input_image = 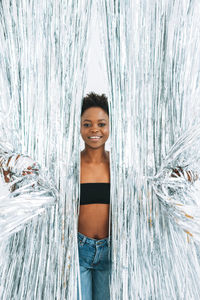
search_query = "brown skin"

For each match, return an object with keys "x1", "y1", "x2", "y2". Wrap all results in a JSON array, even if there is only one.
[
  {"x1": 78, "y1": 107, "x2": 110, "y2": 239},
  {"x1": 171, "y1": 167, "x2": 194, "y2": 182},
  {"x1": 1, "y1": 154, "x2": 35, "y2": 183}
]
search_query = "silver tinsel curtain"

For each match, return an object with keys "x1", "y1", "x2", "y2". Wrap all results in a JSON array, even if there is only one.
[
  {"x1": 98, "y1": 0, "x2": 200, "y2": 299},
  {"x1": 0, "y1": 0, "x2": 92, "y2": 299},
  {"x1": 1, "y1": 0, "x2": 200, "y2": 299}
]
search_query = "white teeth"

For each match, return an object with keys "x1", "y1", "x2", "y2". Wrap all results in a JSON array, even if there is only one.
[{"x1": 88, "y1": 136, "x2": 102, "y2": 139}]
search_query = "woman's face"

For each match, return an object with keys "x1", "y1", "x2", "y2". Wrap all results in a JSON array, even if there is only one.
[{"x1": 81, "y1": 107, "x2": 109, "y2": 149}]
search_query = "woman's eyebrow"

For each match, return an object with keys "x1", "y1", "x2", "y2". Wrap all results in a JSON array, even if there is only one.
[
  {"x1": 83, "y1": 119, "x2": 92, "y2": 122},
  {"x1": 83, "y1": 119, "x2": 107, "y2": 122}
]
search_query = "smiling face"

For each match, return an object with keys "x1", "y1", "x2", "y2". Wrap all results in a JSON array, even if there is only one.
[{"x1": 81, "y1": 107, "x2": 109, "y2": 149}]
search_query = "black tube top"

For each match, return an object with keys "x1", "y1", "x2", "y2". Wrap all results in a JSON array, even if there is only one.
[{"x1": 80, "y1": 183, "x2": 110, "y2": 205}]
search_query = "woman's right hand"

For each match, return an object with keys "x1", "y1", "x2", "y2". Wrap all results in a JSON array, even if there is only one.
[
  {"x1": 171, "y1": 166, "x2": 198, "y2": 182},
  {"x1": 1, "y1": 154, "x2": 39, "y2": 183}
]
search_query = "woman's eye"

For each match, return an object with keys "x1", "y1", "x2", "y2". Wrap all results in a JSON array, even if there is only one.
[
  {"x1": 99, "y1": 123, "x2": 106, "y2": 127},
  {"x1": 83, "y1": 123, "x2": 91, "y2": 127}
]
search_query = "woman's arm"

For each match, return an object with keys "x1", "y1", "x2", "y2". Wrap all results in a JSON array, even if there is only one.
[
  {"x1": 152, "y1": 166, "x2": 200, "y2": 242},
  {"x1": 0, "y1": 150, "x2": 56, "y2": 241}
]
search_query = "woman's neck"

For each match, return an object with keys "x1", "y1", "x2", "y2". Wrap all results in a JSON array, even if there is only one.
[{"x1": 81, "y1": 146, "x2": 108, "y2": 164}]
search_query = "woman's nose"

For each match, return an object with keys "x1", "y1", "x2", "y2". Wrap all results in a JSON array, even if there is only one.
[{"x1": 91, "y1": 127, "x2": 99, "y2": 133}]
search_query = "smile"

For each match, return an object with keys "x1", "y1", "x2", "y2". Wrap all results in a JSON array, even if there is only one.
[{"x1": 88, "y1": 136, "x2": 103, "y2": 140}]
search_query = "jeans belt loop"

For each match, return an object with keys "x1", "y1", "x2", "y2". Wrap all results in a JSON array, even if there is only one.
[{"x1": 81, "y1": 236, "x2": 87, "y2": 245}]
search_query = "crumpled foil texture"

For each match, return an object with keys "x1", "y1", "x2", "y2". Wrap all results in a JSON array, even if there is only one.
[{"x1": 0, "y1": 141, "x2": 56, "y2": 241}]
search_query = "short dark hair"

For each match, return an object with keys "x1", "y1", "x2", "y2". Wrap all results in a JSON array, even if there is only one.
[{"x1": 81, "y1": 92, "x2": 109, "y2": 116}]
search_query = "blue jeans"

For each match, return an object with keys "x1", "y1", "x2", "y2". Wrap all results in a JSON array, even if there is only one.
[{"x1": 77, "y1": 232, "x2": 111, "y2": 300}]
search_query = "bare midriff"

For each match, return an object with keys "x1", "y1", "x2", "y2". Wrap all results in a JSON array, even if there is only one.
[{"x1": 78, "y1": 203, "x2": 110, "y2": 239}]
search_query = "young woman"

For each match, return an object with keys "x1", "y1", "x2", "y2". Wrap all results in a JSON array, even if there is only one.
[{"x1": 77, "y1": 92, "x2": 111, "y2": 300}]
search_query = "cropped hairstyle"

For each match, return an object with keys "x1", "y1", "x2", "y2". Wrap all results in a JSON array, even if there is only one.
[{"x1": 81, "y1": 92, "x2": 109, "y2": 116}]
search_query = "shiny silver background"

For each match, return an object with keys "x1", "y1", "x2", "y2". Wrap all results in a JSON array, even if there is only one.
[
  {"x1": 1, "y1": 0, "x2": 200, "y2": 299},
  {"x1": 98, "y1": 0, "x2": 200, "y2": 299},
  {"x1": 0, "y1": 0, "x2": 92, "y2": 299}
]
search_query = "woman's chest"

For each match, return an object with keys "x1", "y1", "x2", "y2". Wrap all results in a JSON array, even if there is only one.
[{"x1": 81, "y1": 162, "x2": 110, "y2": 183}]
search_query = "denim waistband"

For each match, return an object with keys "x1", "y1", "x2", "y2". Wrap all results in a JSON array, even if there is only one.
[{"x1": 78, "y1": 232, "x2": 111, "y2": 247}]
